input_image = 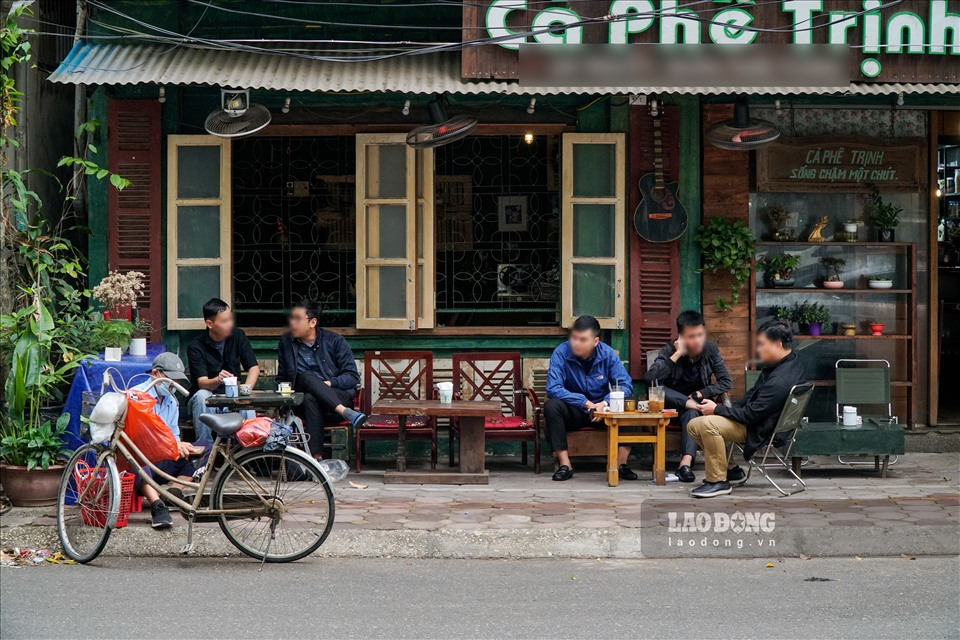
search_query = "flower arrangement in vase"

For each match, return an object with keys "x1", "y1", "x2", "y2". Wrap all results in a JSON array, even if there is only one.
[
  {"x1": 819, "y1": 256, "x2": 846, "y2": 289},
  {"x1": 92, "y1": 270, "x2": 145, "y2": 320}
]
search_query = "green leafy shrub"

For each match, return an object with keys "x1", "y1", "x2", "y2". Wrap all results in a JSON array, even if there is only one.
[{"x1": 697, "y1": 217, "x2": 757, "y2": 310}]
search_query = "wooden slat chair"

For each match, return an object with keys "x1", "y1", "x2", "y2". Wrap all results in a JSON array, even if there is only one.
[
  {"x1": 727, "y1": 381, "x2": 816, "y2": 496},
  {"x1": 449, "y1": 352, "x2": 541, "y2": 474},
  {"x1": 355, "y1": 351, "x2": 437, "y2": 473},
  {"x1": 835, "y1": 359, "x2": 899, "y2": 467}
]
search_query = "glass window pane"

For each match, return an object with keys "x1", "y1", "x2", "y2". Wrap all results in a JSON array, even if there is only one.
[
  {"x1": 572, "y1": 143, "x2": 615, "y2": 198},
  {"x1": 573, "y1": 264, "x2": 615, "y2": 318},
  {"x1": 177, "y1": 206, "x2": 220, "y2": 258},
  {"x1": 573, "y1": 204, "x2": 616, "y2": 258},
  {"x1": 365, "y1": 145, "x2": 406, "y2": 199},
  {"x1": 366, "y1": 205, "x2": 407, "y2": 259},
  {"x1": 177, "y1": 266, "x2": 220, "y2": 318},
  {"x1": 366, "y1": 266, "x2": 407, "y2": 319},
  {"x1": 177, "y1": 146, "x2": 221, "y2": 199}
]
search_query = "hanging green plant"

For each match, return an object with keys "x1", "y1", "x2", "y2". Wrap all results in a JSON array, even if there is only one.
[{"x1": 697, "y1": 217, "x2": 757, "y2": 310}]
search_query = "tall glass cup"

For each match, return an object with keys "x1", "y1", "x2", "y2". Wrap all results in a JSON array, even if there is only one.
[{"x1": 648, "y1": 386, "x2": 665, "y2": 413}]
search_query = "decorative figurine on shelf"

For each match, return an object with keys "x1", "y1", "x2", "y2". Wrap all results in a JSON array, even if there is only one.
[{"x1": 807, "y1": 216, "x2": 829, "y2": 243}]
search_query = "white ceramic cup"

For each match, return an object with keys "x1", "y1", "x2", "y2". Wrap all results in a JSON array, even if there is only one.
[
  {"x1": 437, "y1": 382, "x2": 454, "y2": 404},
  {"x1": 223, "y1": 376, "x2": 238, "y2": 398},
  {"x1": 842, "y1": 405, "x2": 858, "y2": 427},
  {"x1": 608, "y1": 391, "x2": 625, "y2": 413},
  {"x1": 278, "y1": 381, "x2": 292, "y2": 395}
]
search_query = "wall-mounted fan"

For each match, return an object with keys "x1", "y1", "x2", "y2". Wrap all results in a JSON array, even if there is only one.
[
  {"x1": 204, "y1": 88, "x2": 272, "y2": 138},
  {"x1": 706, "y1": 94, "x2": 780, "y2": 151},
  {"x1": 406, "y1": 94, "x2": 478, "y2": 149}
]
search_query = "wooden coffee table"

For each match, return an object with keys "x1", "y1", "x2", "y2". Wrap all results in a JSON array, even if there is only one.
[
  {"x1": 594, "y1": 411, "x2": 671, "y2": 487},
  {"x1": 374, "y1": 398, "x2": 503, "y2": 485}
]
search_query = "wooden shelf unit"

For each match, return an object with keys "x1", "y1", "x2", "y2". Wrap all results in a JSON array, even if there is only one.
[{"x1": 750, "y1": 242, "x2": 917, "y2": 425}]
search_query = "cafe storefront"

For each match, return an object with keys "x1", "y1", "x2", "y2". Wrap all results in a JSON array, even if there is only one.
[{"x1": 50, "y1": 0, "x2": 960, "y2": 437}]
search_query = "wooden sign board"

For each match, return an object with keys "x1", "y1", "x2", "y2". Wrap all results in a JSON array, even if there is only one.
[{"x1": 756, "y1": 138, "x2": 925, "y2": 193}]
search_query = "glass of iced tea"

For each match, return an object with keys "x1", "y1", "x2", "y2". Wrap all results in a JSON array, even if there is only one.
[{"x1": 648, "y1": 386, "x2": 665, "y2": 413}]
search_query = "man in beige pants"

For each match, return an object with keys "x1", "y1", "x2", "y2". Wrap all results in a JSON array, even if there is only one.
[{"x1": 686, "y1": 320, "x2": 805, "y2": 498}]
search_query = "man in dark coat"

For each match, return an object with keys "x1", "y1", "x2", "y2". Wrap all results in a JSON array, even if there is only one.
[
  {"x1": 645, "y1": 310, "x2": 732, "y2": 483},
  {"x1": 276, "y1": 299, "x2": 365, "y2": 459},
  {"x1": 686, "y1": 319, "x2": 805, "y2": 498}
]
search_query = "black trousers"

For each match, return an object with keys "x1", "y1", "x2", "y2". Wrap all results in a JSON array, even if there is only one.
[
  {"x1": 296, "y1": 372, "x2": 355, "y2": 456},
  {"x1": 544, "y1": 398, "x2": 596, "y2": 452},
  {"x1": 662, "y1": 386, "x2": 702, "y2": 458}
]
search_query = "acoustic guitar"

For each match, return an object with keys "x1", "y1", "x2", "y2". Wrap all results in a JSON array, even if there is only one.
[{"x1": 633, "y1": 108, "x2": 688, "y2": 243}]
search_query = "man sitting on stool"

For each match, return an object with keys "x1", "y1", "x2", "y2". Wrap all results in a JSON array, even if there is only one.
[
  {"x1": 686, "y1": 319, "x2": 805, "y2": 498},
  {"x1": 276, "y1": 299, "x2": 365, "y2": 460},
  {"x1": 645, "y1": 310, "x2": 732, "y2": 483},
  {"x1": 546, "y1": 315, "x2": 635, "y2": 482}
]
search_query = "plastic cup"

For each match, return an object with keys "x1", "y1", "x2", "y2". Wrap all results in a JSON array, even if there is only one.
[
  {"x1": 224, "y1": 377, "x2": 238, "y2": 398},
  {"x1": 437, "y1": 382, "x2": 454, "y2": 404},
  {"x1": 608, "y1": 391, "x2": 625, "y2": 413}
]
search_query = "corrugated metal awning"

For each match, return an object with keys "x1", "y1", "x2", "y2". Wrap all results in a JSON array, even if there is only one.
[{"x1": 49, "y1": 41, "x2": 958, "y2": 96}]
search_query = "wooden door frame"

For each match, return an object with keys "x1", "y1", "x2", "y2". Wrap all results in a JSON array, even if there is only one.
[{"x1": 929, "y1": 111, "x2": 940, "y2": 426}]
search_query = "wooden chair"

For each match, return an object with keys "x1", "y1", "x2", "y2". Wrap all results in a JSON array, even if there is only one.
[
  {"x1": 355, "y1": 351, "x2": 437, "y2": 473},
  {"x1": 449, "y1": 352, "x2": 541, "y2": 474}
]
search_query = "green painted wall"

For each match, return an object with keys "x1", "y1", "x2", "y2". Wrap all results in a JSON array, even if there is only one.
[{"x1": 676, "y1": 96, "x2": 703, "y2": 312}]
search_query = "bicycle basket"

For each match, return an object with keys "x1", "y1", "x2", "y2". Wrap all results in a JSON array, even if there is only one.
[{"x1": 73, "y1": 460, "x2": 136, "y2": 529}]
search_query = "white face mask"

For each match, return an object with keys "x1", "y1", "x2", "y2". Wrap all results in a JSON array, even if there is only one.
[{"x1": 157, "y1": 381, "x2": 174, "y2": 398}]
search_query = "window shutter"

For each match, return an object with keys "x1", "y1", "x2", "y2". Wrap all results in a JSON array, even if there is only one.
[
  {"x1": 107, "y1": 100, "x2": 161, "y2": 340},
  {"x1": 629, "y1": 105, "x2": 681, "y2": 377}
]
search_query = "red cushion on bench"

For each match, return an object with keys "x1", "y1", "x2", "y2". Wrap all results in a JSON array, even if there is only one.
[
  {"x1": 484, "y1": 416, "x2": 528, "y2": 430},
  {"x1": 364, "y1": 414, "x2": 430, "y2": 429}
]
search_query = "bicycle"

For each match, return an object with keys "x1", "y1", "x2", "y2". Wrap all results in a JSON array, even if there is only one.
[{"x1": 56, "y1": 376, "x2": 336, "y2": 564}]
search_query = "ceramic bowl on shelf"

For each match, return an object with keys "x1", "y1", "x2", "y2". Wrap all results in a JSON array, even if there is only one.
[
  {"x1": 869, "y1": 322, "x2": 885, "y2": 336},
  {"x1": 822, "y1": 280, "x2": 845, "y2": 289},
  {"x1": 868, "y1": 279, "x2": 894, "y2": 289}
]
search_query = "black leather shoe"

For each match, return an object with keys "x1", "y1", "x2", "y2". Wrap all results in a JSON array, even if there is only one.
[
  {"x1": 676, "y1": 465, "x2": 696, "y2": 483},
  {"x1": 618, "y1": 464, "x2": 639, "y2": 481},
  {"x1": 691, "y1": 481, "x2": 732, "y2": 498},
  {"x1": 552, "y1": 465, "x2": 574, "y2": 481},
  {"x1": 727, "y1": 465, "x2": 747, "y2": 486}
]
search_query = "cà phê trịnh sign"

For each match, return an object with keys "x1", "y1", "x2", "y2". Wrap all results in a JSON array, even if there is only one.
[
  {"x1": 464, "y1": 0, "x2": 960, "y2": 83},
  {"x1": 756, "y1": 138, "x2": 924, "y2": 192}
]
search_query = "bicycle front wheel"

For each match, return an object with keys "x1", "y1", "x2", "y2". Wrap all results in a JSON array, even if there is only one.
[
  {"x1": 212, "y1": 447, "x2": 335, "y2": 563},
  {"x1": 57, "y1": 443, "x2": 120, "y2": 563}
]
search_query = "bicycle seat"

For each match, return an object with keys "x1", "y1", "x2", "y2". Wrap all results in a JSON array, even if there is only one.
[{"x1": 199, "y1": 412, "x2": 244, "y2": 436}]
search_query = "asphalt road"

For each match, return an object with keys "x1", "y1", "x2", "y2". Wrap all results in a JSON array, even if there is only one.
[{"x1": 2, "y1": 557, "x2": 958, "y2": 639}]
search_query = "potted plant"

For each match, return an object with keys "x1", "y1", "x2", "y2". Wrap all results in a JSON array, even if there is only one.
[
  {"x1": 867, "y1": 183, "x2": 903, "y2": 242},
  {"x1": 869, "y1": 321, "x2": 886, "y2": 336},
  {"x1": 0, "y1": 415, "x2": 71, "y2": 506},
  {"x1": 697, "y1": 217, "x2": 756, "y2": 310},
  {"x1": 759, "y1": 253, "x2": 801, "y2": 288},
  {"x1": 92, "y1": 270, "x2": 145, "y2": 321},
  {"x1": 767, "y1": 204, "x2": 794, "y2": 242},
  {"x1": 129, "y1": 318, "x2": 153, "y2": 357},
  {"x1": 868, "y1": 276, "x2": 894, "y2": 290},
  {"x1": 794, "y1": 301, "x2": 831, "y2": 336},
  {"x1": 819, "y1": 256, "x2": 846, "y2": 289}
]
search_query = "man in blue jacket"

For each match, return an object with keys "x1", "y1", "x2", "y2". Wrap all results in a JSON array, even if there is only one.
[
  {"x1": 545, "y1": 315, "x2": 635, "y2": 481},
  {"x1": 276, "y1": 299, "x2": 365, "y2": 459}
]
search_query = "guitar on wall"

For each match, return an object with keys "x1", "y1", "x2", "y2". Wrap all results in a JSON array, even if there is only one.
[{"x1": 633, "y1": 105, "x2": 688, "y2": 243}]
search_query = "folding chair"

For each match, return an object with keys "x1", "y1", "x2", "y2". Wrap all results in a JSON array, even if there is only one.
[
  {"x1": 835, "y1": 359, "x2": 899, "y2": 467},
  {"x1": 728, "y1": 381, "x2": 815, "y2": 496}
]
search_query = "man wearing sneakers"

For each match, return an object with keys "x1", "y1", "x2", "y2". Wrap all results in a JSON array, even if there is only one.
[
  {"x1": 276, "y1": 299, "x2": 365, "y2": 460},
  {"x1": 545, "y1": 315, "x2": 636, "y2": 482},
  {"x1": 686, "y1": 319, "x2": 805, "y2": 498},
  {"x1": 133, "y1": 353, "x2": 211, "y2": 529}
]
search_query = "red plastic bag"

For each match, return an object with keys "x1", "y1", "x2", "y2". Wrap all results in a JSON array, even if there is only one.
[
  {"x1": 121, "y1": 389, "x2": 179, "y2": 469},
  {"x1": 236, "y1": 416, "x2": 272, "y2": 448}
]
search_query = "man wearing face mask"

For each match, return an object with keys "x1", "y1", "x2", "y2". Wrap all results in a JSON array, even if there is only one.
[{"x1": 132, "y1": 353, "x2": 211, "y2": 529}]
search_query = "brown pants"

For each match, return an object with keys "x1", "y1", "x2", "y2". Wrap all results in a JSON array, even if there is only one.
[{"x1": 687, "y1": 415, "x2": 747, "y2": 483}]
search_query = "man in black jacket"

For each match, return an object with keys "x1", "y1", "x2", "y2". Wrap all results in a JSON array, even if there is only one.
[
  {"x1": 645, "y1": 310, "x2": 732, "y2": 483},
  {"x1": 686, "y1": 319, "x2": 805, "y2": 498},
  {"x1": 277, "y1": 299, "x2": 365, "y2": 459}
]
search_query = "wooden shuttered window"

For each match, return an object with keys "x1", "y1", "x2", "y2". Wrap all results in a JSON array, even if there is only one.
[
  {"x1": 107, "y1": 100, "x2": 162, "y2": 340},
  {"x1": 629, "y1": 106, "x2": 682, "y2": 377}
]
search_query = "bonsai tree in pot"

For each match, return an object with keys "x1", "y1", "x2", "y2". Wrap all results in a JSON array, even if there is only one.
[
  {"x1": 819, "y1": 256, "x2": 846, "y2": 289},
  {"x1": 867, "y1": 183, "x2": 902, "y2": 242},
  {"x1": 794, "y1": 301, "x2": 831, "y2": 336},
  {"x1": 766, "y1": 204, "x2": 794, "y2": 241},
  {"x1": 758, "y1": 253, "x2": 801, "y2": 288},
  {"x1": 129, "y1": 318, "x2": 153, "y2": 357}
]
